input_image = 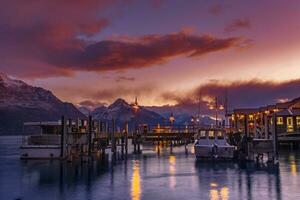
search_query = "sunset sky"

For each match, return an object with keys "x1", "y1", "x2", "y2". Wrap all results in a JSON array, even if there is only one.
[{"x1": 1, "y1": 0, "x2": 300, "y2": 110}]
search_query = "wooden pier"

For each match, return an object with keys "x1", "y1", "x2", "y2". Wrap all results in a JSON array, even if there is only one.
[{"x1": 20, "y1": 114, "x2": 287, "y2": 165}]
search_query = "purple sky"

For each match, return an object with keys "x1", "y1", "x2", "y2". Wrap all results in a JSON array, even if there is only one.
[{"x1": 1, "y1": 0, "x2": 300, "y2": 109}]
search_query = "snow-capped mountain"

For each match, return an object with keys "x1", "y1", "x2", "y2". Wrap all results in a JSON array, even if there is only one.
[
  {"x1": 0, "y1": 73, "x2": 86, "y2": 134},
  {"x1": 91, "y1": 98, "x2": 164, "y2": 130}
]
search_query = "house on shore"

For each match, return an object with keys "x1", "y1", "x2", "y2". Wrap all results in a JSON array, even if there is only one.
[{"x1": 229, "y1": 97, "x2": 300, "y2": 138}]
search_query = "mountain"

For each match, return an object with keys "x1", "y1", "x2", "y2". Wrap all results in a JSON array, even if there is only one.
[
  {"x1": 91, "y1": 98, "x2": 164, "y2": 130},
  {"x1": 78, "y1": 106, "x2": 91, "y2": 116},
  {"x1": 0, "y1": 73, "x2": 86, "y2": 134}
]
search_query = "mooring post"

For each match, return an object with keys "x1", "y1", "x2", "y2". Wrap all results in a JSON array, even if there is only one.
[
  {"x1": 185, "y1": 138, "x2": 188, "y2": 155},
  {"x1": 133, "y1": 127, "x2": 137, "y2": 154},
  {"x1": 244, "y1": 115, "x2": 250, "y2": 160},
  {"x1": 273, "y1": 113, "x2": 279, "y2": 163},
  {"x1": 60, "y1": 115, "x2": 65, "y2": 159},
  {"x1": 125, "y1": 122, "x2": 128, "y2": 155},
  {"x1": 88, "y1": 115, "x2": 92, "y2": 160},
  {"x1": 112, "y1": 119, "x2": 116, "y2": 154},
  {"x1": 137, "y1": 131, "x2": 141, "y2": 154}
]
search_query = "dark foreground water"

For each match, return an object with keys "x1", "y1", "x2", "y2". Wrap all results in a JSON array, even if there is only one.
[{"x1": 1, "y1": 136, "x2": 300, "y2": 200}]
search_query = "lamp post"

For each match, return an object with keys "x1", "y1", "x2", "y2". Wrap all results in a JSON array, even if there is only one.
[{"x1": 169, "y1": 112, "x2": 175, "y2": 132}]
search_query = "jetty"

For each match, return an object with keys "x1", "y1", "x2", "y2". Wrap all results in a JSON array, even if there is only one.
[{"x1": 20, "y1": 113, "x2": 284, "y2": 164}]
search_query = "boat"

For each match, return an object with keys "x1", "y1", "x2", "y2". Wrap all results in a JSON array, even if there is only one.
[
  {"x1": 20, "y1": 120, "x2": 89, "y2": 159},
  {"x1": 194, "y1": 129, "x2": 235, "y2": 160},
  {"x1": 20, "y1": 121, "x2": 62, "y2": 159}
]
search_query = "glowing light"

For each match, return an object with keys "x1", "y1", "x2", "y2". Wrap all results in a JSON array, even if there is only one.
[
  {"x1": 131, "y1": 160, "x2": 141, "y2": 200},
  {"x1": 210, "y1": 183, "x2": 218, "y2": 187},
  {"x1": 169, "y1": 155, "x2": 176, "y2": 188},
  {"x1": 220, "y1": 187, "x2": 229, "y2": 200},
  {"x1": 219, "y1": 105, "x2": 224, "y2": 110},
  {"x1": 210, "y1": 189, "x2": 219, "y2": 200}
]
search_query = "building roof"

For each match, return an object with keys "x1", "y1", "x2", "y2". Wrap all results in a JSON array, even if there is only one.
[{"x1": 233, "y1": 108, "x2": 259, "y2": 115}]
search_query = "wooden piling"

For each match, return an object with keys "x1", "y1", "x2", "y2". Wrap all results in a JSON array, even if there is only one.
[
  {"x1": 273, "y1": 113, "x2": 279, "y2": 163},
  {"x1": 125, "y1": 122, "x2": 128, "y2": 155},
  {"x1": 112, "y1": 119, "x2": 116, "y2": 154},
  {"x1": 88, "y1": 115, "x2": 92, "y2": 158},
  {"x1": 60, "y1": 115, "x2": 65, "y2": 158}
]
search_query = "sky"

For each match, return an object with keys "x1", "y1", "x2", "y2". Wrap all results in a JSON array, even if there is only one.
[{"x1": 1, "y1": 0, "x2": 300, "y2": 110}]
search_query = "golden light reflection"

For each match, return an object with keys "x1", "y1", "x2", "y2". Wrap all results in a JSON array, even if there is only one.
[
  {"x1": 169, "y1": 155, "x2": 176, "y2": 189},
  {"x1": 209, "y1": 183, "x2": 229, "y2": 200},
  {"x1": 131, "y1": 160, "x2": 141, "y2": 200},
  {"x1": 289, "y1": 155, "x2": 297, "y2": 176},
  {"x1": 220, "y1": 187, "x2": 229, "y2": 200},
  {"x1": 210, "y1": 189, "x2": 219, "y2": 200}
]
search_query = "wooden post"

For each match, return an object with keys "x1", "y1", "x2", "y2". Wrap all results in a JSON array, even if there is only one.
[
  {"x1": 60, "y1": 115, "x2": 65, "y2": 158},
  {"x1": 125, "y1": 122, "x2": 128, "y2": 155},
  {"x1": 185, "y1": 138, "x2": 188, "y2": 154},
  {"x1": 244, "y1": 115, "x2": 250, "y2": 160},
  {"x1": 264, "y1": 113, "x2": 269, "y2": 139},
  {"x1": 273, "y1": 113, "x2": 279, "y2": 163},
  {"x1": 88, "y1": 115, "x2": 92, "y2": 158},
  {"x1": 112, "y1": 119, "x2": 116, "y2": 153}
]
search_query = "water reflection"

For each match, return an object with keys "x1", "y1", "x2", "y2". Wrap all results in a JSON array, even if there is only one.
[
  {"x1": 209, "y1": 182, "x2": 229, "y2": 200},
  {"x1": 169, "y1": 155, "x2": 176, "y2": 189},
  {"x1": 131, "y1": 160, "x2": 141, "y2": 200},
  {"x1": 289, "y1": 155, "x2": 297, "y2": 176},
  {"x1": 220, "y1": 187, "x2": 229, "y2": 200},
  {"x1": 1, "y1": 137, "x2": 300, "y2": 200}
]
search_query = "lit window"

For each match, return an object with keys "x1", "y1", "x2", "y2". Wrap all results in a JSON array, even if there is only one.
[
  {"x1": 208, "y1": 131, "x2": 214, "y2": 138},
  {"x1": 287, "y1": 117, "x2": 294, "y2": 133},
  {"x1": 217, "y1": 131, "x2": 223, "y2": 138},
  {"x1": 297, "y1": 117, "x2": 300, "y2": 126},
  {"x1": 249, "y1": 115, "x2": 254, "y2": 121},
  {"x1": 277, "y1": 117, "x2": 283, "y2": 125},
  {"x1": 200, "y1": 131, "x2": 206, "y2": 137}
]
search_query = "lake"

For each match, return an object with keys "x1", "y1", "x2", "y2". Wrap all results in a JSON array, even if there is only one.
[{"x1": 0, "y1": 136, "x2": 300, "y2": 200}]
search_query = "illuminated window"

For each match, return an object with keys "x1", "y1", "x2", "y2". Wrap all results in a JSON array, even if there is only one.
[
  {"x1": 200, "y1": 131, "x2": 206, "y2": 138},
  {"x1": 249, "y1": 115, "x2": 254, "y2": 121},
  {"x1": 297, "y1": 117, "x2": 300, "y2": 126},
  {"x1": 217, "y1": 131, "x2": 222, "y2": 137},
  {"x1": 287, "y1": 117, "x2": 294, "y2": 132},
  {"x1": 277, "y1": 117, "x2": 283, "y2": 125},
  {"x1": 208, "y1": 131, "x2": 214, "y2": 138}
]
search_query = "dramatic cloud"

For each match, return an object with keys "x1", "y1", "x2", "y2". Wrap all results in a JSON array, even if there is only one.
[
  {"x1": 161, "y1": 79, "x2": 300, "y2": 115},
  {"x1": 0, "y1": 0, "x2": 115, "y2": 77},
  {"x1": 225, "y1": 18, "x2": 251, "y2": 33},
  {"x1": 0, "y1": 1, "x2": 241, "y2": 79},
  {"x1": 44, "y1": 32, "x2": 240, "y2": 75}
]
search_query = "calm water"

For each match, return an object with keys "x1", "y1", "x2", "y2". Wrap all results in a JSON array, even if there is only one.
[{"x1": 0, "y1": 136, "x2": 300, "y2": 200}]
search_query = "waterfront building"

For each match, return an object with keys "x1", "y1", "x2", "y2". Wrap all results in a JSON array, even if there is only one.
[{"x1": 229, "y1": 97, "x2": 300, "y2": 138}]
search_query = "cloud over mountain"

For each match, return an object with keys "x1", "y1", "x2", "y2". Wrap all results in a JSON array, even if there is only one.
[
  {"x1": 161, "y1": 79, "x2": 300, "y2": 114},
  {"x1": 0, "y1": 1, "x2": 241, "y2": 78}
]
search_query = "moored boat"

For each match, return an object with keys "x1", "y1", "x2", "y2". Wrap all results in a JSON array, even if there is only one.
[{"x1": 194, "y1": 129, "x2": 235, "y2": 160}]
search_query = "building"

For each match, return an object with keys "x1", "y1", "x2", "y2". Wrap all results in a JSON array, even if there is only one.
[{"x1": 229, "y1": 97, "x2": 300, "y2": 138}]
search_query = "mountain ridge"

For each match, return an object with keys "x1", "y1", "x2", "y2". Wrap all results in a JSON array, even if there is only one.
[{"x1": 0, "y1": 73, "x2": 86, "y2": 134}]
